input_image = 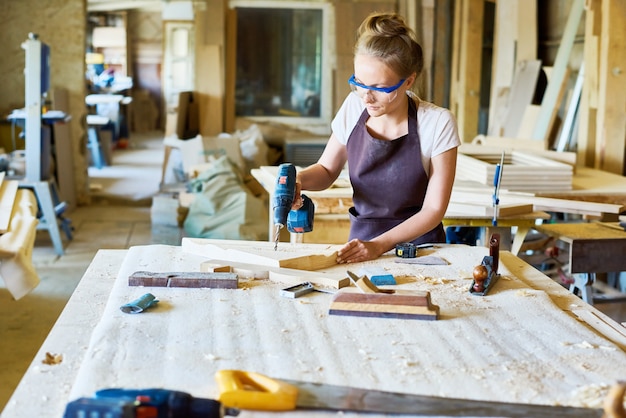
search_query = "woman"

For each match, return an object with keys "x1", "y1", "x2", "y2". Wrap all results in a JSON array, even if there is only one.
[{"x1": 294, "y1": 12, "x2": 460, "y2": 263}]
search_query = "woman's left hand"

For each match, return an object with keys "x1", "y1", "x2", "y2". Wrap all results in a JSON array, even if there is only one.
[{"x1": 336, "y1": 239, "x2": 385, "y2": 263}]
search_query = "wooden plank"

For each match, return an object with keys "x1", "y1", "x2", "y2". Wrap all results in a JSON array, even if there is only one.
[
  {"x1": 200, "y1": 259, "x2": 350, "y2": 289},
  {"x1": 464, "y1": 138, "x2": 577, "y2": 165},
  {"x1": 577, "y1": 0, "x2": 601, "y2": 167},
  {"x1": 446, "y1": 202, "x2": 533, "y2": 217},
  {"x1": 531, "y1": 0, "x2": 585, "y2": 144},
  {"x1": 487, "y1": 0, "x2": 517, "y2": 136},
  {"x1": 595, "y1": 0, "x2": 626, "y2": 174},
  {"x1": 450, "y1": 0, "x2": 484, "y2": 142},
  {"x1": 0, "y1": 179, "x2": 19, "y2": 234},
  {"x1": 572, "y1": 309, "x2": 626, "y2": 351},
  {"x1": 516, "y1": 0, "x2": 538, "y2": 62},
  {"x1": 451, "y1": 188, "x2": 624, "y2": 218},
  {"x1": 183, "y1": 238, "x2": 339, "y2": 271},
  {"x1": 456, "y1": 151, "x2": 573, "y2": 191},
  {"x1": 517, "y1": 104, "x2": 542, "y2": 140},
  {"x1": 502, "y1": 60, "x2": 542, "y2": 138},
  {"x1": 432, "y1": 0, "x2": 452, "y2": 107},
  {"x1": 128, "y1": 271, "x2": 238, "y2": 289}
]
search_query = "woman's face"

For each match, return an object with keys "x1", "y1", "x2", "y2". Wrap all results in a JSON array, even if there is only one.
[{"x1": 353, "y1": 54, "x2": 410, "y2": 117}]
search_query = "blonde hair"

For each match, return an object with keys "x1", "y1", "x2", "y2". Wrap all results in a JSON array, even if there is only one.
[{"x1": 354, "y1": 12, "x2": 423, "y2": 80}]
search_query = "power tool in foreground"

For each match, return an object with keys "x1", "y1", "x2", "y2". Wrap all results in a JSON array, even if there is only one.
[
  {"x1": 63, "y1": 388, "x2": 239, "y2": 418},
  {"x1": 272, "y1": 163, "x2": 314, "y2": 250}
]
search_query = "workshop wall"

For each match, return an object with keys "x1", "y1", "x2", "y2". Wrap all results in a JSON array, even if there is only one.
[{"x1": 0, "y1": 0, "x2": 89, "y2": 204}]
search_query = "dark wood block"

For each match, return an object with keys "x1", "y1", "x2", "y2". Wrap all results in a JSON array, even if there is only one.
[
  {"x1": 329, "y1": 289, "x2": 439, "y2": 320},
  {"x1": 129, "y1": 271, "x2": 238, "y2": 289}
]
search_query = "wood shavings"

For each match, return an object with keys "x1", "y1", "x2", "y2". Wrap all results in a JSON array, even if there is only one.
[
  {"x1": 569, "y1": 383, "x2": 614, "y2": 409},
  {"x1": 423, "y1": 276, "x2": 453, "y2": 285},
  {"x1": 561, "y1": 340, "x2": 618, "y2": 351},
  {"x1": 515, "y1": 289, "x2": 537, "y2": 297},
  {"x1": 358, "y1": 349, "x2": 377, "y2": 361},
  {"x1": 42, "y1": 352, "x2": 63, "y2": 365},
  {"x1": 203, "y1": 353, "x2": 219, "y2": 361}
]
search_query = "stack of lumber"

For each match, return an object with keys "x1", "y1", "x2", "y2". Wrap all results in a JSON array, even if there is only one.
[
  {"x1": 0, "y1": 172, "x2": 40, "y2": 299},
  {"x1": 456, "y1": 148, "x2": 573, "y2": 192}
]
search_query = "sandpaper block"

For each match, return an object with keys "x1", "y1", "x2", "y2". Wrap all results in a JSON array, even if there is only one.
[
  {"x1": 330, "y1": 275, "x2": 439, "y2": 320},
  {"x1": 129, "y1": 271, "x2": 238, "y2": 289},
  {"x1": 357, "y1": 266, "x2": 396, "y2": 285}
]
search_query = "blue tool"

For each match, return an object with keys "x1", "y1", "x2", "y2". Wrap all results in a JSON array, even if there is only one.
[
  {"x1": 272, "y1": 163, "x2": 314, "y2": 250},
  {"x1": 64, "y1": 388, "x2": 239, "y2": 417},
  {"x1": 492, "y1": 151, "x2": 505, "y2": 226}
]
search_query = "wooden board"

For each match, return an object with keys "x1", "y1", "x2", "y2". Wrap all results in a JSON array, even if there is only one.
[
  {"x1": 329, "y1": 288, "x2": 439, "y2": 320},
  {"x1": 0, "y1": 179, "x2": 19, "y2": 234},
  {"x1": 200, "y1": 259, "x2": 350, "y2": 290},
  {"x1": 182, "y1": 238, "x2": 339, "y2": 271},
  {"x1": 466, "y1": 137, "x2": 577, "y2": 165},
  {"x1": 595, "y1": 0, "x2": 626, "y2": 174},
  {"x1": 456, "y1": 150, "x2": 573, "y2": 191},
  {"x1": 446, "y1": 202, "x2": 533, "y2": 217},
  {"x1": 128, "y1": 271, "x2": 238, "y2": 289},
  {"x1": 502, "y1": 60, "x2": 542, "y2": 138}
]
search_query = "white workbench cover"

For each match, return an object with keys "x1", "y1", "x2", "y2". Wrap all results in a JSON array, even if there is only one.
[{"x1": 68, "y1": 243, "x2": 626, "y2": 416}]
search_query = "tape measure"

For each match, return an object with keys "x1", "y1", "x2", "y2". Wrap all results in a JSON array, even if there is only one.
[
  {"x1": 395, "y1": 242, "x2": 434, "y2": 258},
  {"x1": 395, "y1": 242, "x2": 417, "y2": 258}
]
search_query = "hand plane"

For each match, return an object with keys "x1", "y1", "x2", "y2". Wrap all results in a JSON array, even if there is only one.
[{"x1": 469, "y1": 233, "x2": 500, "y2": 296}]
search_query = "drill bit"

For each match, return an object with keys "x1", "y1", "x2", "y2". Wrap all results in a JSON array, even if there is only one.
[{"x1": 273, "y1": 224, "x2": 282, "y2": 251}]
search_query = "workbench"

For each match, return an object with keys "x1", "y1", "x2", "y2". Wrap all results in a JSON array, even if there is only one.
[
  {"x1": 3, "y1": 240, "x2": 626, "y2": 417},
  {"x1": 533, "y1": 222, "x2": 626, "y2": 304},
  {"x1": 250, "y1": 166, "x2": 550, "y2": 254}
]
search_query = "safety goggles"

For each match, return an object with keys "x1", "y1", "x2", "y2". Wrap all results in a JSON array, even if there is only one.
[{"x1": 348, "y1": 74, "x2": 406, "y2": 103}]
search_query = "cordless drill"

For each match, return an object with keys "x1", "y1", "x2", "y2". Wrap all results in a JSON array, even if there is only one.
[
  {"x1": 273, "y1": 163, "x2": 314, "y2": 250},
  {"x1": 63, "y1": 388, "x2": 239, "y2": 418}
]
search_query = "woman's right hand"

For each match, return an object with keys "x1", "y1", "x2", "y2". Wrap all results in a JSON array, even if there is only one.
[{"x1": 291, "y1": 181, "x2": 304, "y2": 210}]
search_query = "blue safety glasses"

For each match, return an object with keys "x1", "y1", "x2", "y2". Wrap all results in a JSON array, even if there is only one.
[
  {"x1": 348, "y1": 74, "x2": 406, "y2": 103},
  {"x1": 348, "y1": 74, "x2": 406, "y2": 93}
]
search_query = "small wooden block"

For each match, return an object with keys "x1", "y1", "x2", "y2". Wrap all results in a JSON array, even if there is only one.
[
  {"x1": 200, "y1": 260, "x2": 269, "y2": 280},
  {"x1": 202, "y1": 263, "x2": 233, "y2": 273},
  {"x1": 329, "y1": 288, "x2": 439, "y2": 320},
  {"x1": 129, "y1": 271, "x2": 238, "y2": 289}
]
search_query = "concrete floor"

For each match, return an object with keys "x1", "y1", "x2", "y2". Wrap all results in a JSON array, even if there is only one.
[
  {"x1": 1, "y1": 131, "x2": 625, "y2": 413},
  {"x1": 0, "y1": 131, "x2": 184, "y2": 412}
]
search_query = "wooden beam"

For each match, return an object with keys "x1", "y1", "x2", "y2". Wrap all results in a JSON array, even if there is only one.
[
  {"x1": 450, "y1": 0, "x2": 484, "y2": 142},
  {"x1": 432, "y1": 0, "x2": 452, "y2": 107},
  {"x1": 0, "y1": 177, "x2": 18, "y2": 234},
  {"x1": 224, "y1": 7, "x2": 237, "y2": 134},
  {"x1": 595, "y1": 0, "x2": 626, "y2": 174},
  {"x1": 487, "y1": 0, "x2": 518, "y2": 136},
  {"x1": 577, "y1": 0, "x2": 601, "y2": 167}
]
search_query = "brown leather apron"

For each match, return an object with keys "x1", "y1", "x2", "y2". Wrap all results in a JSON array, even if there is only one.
[{"x1": 346, "y1": 98, "x2": 446, "y2": 245}]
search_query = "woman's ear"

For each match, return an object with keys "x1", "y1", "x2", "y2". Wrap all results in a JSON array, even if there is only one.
[{"x1": 405, "y1": 72, "x2": 417, "y2": 89}]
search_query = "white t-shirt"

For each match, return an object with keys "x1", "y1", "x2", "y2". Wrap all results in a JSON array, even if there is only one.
[{"x1": 331, "y1": 92, "x2": 461, "y2": 175}]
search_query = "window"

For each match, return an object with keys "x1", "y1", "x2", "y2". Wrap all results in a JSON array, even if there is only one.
[{"x1": 231, "y1": 1, "x2": 331, "y2": 131}]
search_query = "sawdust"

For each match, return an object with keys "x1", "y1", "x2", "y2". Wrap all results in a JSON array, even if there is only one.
[
  {"x1": 41, "y1": 352, "x2": 63, "y2": 365},
  {"x1": 569, "y1": 382, "x2": 626, "y2": 409},
  {"x1": 561, "y1": 340, "x2": 618, "y2": 351},
  {"x1": 65, "y1": 244, "x2": 626, "y2": 416}
]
